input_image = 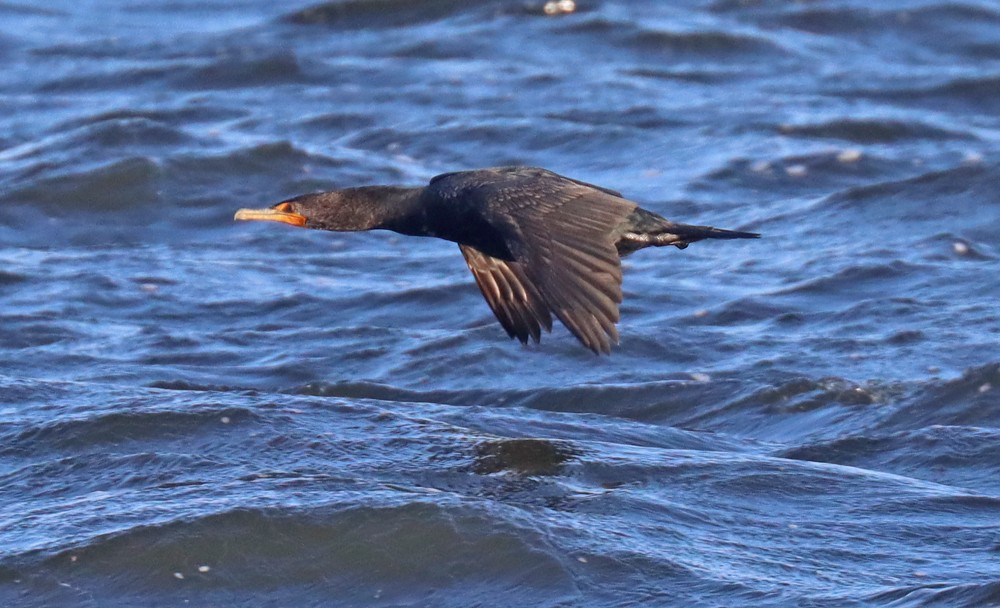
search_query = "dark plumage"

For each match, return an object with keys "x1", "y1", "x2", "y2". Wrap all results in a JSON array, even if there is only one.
[{"x1": 234, "y1": 166, "x2": 759, "y2": 353}]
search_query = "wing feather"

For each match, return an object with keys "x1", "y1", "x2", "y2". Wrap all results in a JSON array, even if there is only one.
[
  {"x1": 505, "y1": 185, "x2": 635, "y2": 353},
  {"x1": 460, "y1": 245, "x2": 552, "y2": 344}
]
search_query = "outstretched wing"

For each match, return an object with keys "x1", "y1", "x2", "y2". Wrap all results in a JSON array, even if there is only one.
[
  {"x1": 459, "y1": 245, "x2": 552, "y2": 344},
  {"x1": 436, "y1": 168, "x2": 636, "y2": 353},
  {"x1": 509, "y1": 182, "x2": 633, "y2": 354}
]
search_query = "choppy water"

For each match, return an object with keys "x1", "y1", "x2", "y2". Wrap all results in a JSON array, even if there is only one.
[{"x1": 2, "y1": 0, "x2": 999, "y2": 606}]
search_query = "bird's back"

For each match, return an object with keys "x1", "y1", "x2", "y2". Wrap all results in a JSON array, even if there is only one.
[{"x1": 422, "y1": 166, "x2": 637, "y2": 252}]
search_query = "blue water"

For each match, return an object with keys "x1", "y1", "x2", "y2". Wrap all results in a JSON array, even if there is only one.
[{"x1": 2, "y1": 1, "x2": 999, "y2": 606}]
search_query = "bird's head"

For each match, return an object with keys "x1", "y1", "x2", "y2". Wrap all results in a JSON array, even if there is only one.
[
  {"x1": 235, "y1": 189, "x2": 388, "y2": 232},
  {"x1": 235, "y1": 187, "x2": 418, "y2": 232}
]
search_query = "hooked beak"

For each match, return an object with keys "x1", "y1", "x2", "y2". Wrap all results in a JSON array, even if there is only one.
[{"x1": 234, "y1": 207, "x2": 307, "y2": 228}]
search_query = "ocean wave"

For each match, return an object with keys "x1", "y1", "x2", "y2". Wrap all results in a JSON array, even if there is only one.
[
  {"x1": 283, "y1": 0, "x2": 478, "y2": 28},
  {"x1": 630, "y1": 28, "x2": 787, "y2": 58},
  {"x1": 824, "y1": 163, "x2": 997, "y2": 211},
  {"x1": 59, "y1": 106, "x2": 244, "y2": 131},
  {"x1": 471, "y1": 437, "x2": 577, "y2": 475},
  {"x1": 852, "y1": 74, "x2": 1000, "y2": 114},
  {"x1": 1, "y1": 406, "x2": 262, "y2": 458},
  {"x1": 772, "y1": 261, "x2": 929, "y2": 298},
  {"x1": 0, "y1": 320, "x2": 82, "y2": 349},
  {"x1": 778, "y1": 117, "x2": 973, "y2": 143},
  {"x1": 36, "y1": 64, "x2": 177, "y2": 93},
  {"x1": 294, "y1": 377, "x2": 749, "y2": 424},
  {"x1": 12, "y1": 502, "x2": 576, "y2": 606},
  {"x1": 0, "y1": 270, "x2": 27, "y2": 286},
  {"x1": 719, "y1": 1, "x2": 1000, "y2": 62},
  {"x1": 879, "y1": 362, "x2": 1000, "y2": 431},
  {"x1": 546, "y1": 106, "x2": 686, "y2": 130},
  {"x1": 869, "y1": 581, "x2": 1000, "y2": 608},
  {"x1": 781, "y1": 424, "x2": 1000, "y2": 493},
  {"x1": 4, "y1": 157, "x2": 161, "y2": 214},
  {"x1": 697, "y1": 150, "x2": 906, "y2": 199},
  {"x1": 173, "y1": 50, "x2": 308, "y2": 90}
]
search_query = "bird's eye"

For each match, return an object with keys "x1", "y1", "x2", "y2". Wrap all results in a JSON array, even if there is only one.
[{"x1": 274, "y1": 202, "x2": 294, "y2": 213}]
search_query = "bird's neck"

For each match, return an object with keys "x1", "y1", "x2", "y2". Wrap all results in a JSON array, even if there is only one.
[{"x1": 337, "y1": 186, "x2": 425, "y2": 233}]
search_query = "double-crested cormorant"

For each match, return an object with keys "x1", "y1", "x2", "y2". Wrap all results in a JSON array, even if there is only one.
[{"x1": 235, "y1": 166, "x2": 758, "y2": 353}]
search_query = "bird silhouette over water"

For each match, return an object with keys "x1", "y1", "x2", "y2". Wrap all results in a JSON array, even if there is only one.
[{"x1": 235, "y1": 166, "x2": 759, "y2": 353}]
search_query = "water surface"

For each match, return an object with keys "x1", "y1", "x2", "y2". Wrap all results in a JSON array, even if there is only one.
[{"x1": 1, "y1": 1, "x2": 999, "y2": 606}]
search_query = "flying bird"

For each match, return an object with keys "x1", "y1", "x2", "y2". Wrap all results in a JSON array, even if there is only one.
[{"x1": 235, "y1": 166, "x2": 758, "y2": 353}]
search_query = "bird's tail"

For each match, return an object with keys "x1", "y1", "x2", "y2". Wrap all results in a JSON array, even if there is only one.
[
  {"x1": 650, "y1": 221, "x2": 760, "y2": 251},
  {"x1": 619, "y1": 208, "x2": 760, "y2": 252},
  {"x1": 667, "y1": 223, "x2": 760, "y2": 241}
]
